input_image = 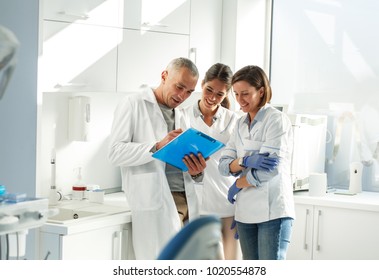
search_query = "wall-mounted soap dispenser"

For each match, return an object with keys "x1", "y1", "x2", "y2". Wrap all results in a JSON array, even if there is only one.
[
  {"x1": 68, "y1": 96, "x2": 90, "y2": 141},
  {"x1": 349, "y1": 161, "x2": 363, "y2": 194}
]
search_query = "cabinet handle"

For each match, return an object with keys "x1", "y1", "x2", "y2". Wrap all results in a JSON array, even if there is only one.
[
  {"x1": 112, "y1": 231, "x2": 123, "y2": 260},
  {"x1": 122, "y1": 228, "x2": 129, "y2": 260},
  {"x1": 141, "y1": 22, "x2": 168, "y2": 28},
  {"x1": 189, "y1": 48, "x2": 197, "y2": 64},
  {"x1": 316, "y1": 210, "x2": 322, "y2": 251},
  {"x1": 54, "y1": 83, "x2": 87, "y2": 89},
  {"x1": 57, "y1": 11, "x2": 89, "y2": 20},
  {"x1": 303, "y1": 208, "x2": 310, "y2": 250}
]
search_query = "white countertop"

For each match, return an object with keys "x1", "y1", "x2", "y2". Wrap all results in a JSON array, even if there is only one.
[
  {"x1": 294, "y1": 190, "x2": 379, "y2": 212},
  {"x1": 41, "y1": 190, "x2": 379, "y2": 235},
  {"x1": 50, "y1": 191, "x2": 129, "y2": 209},
  {"x1": 41, "y1": 192, "x2": 131, "y2": 235}
]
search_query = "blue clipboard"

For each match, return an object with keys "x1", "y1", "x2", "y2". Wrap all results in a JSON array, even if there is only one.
[{"x1": 152, "y1": 128, "x2": 225, "y2": 171}]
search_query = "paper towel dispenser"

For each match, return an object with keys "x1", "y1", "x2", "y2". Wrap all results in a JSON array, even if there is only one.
[
  {"x1": 288, "y1": 114, "x2": 328, "y2": 191},
  {"x1": 68, "y1": 96, "x2": 90, "y2": 141}
]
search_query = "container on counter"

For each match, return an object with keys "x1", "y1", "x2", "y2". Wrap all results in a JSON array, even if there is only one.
[{"x1": 72, "y1": 186, "x2": 86, "y2": 200}]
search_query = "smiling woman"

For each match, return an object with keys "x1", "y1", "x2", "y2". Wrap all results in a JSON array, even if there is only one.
[{"x1": 218, "y1": 65, "x2": 295, "y2": 260}]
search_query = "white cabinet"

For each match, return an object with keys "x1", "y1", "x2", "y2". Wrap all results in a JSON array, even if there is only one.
[
  {"x1": 287, "y1": 203, "x2": 314, "y2": 260},
  {"x1": 43, "y1": 0, "x2": 122, "y2": 27},
  {"x1": 40, "y1": 224, "x2": 129, "y2": 260},
  {"x1": 116, "y1": 0, "x2": 192, "y2": 92},
  {"x1": 41, "y1": 0, "x2": 122, "y2": 93},
  {"x1": 117, "y1": 29, "x2": 189, "y2": 91},
  {"x1": 40, "y1": 0, "x2": 226, "y2": 94},
  {"x1": 287, "y1": 195, "x2": 379, "y2": 260},
  {"x1": 121, "y1": 0, "x2": 190, "y2": 34},
  {"x1": 40, "y1": 20, "x2": 120, "y2": 92},
  {"x1": 40, "y1": 213, "x2": 134, "y2": 260},
  {"x1": 41, "y1": 0, "x2": 196, "y2": 93}
]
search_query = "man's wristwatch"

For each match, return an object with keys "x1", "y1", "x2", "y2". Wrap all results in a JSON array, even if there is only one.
[
  {"x1": 238, "y1": 157, "x2": 246, "y2": 168},
  {"x1": 191, "y1": 172, "x2": 203, "y2": 180}
]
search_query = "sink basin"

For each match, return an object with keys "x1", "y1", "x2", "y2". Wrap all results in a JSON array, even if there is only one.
[
  {"x1": 46, "y1": 201, "x2": 130, "y2": 225},
  {"x1": 47, "y1": 208, "x2": 105, "y2": 224}
]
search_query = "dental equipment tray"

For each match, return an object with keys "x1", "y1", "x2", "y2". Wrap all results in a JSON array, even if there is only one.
[{"x1": 0, "y1": 198, "x2": 49, "y2": 235}]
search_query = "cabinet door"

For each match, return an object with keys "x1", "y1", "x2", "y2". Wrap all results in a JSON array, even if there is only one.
[
  {"x1": 41, "y1": 21, "x2": 120, "y2": 92},
  {"x1": 43, "y1": 0, "x2": 122, "y2": 27},
  {"x1": 39, "y1": 232, "x2": 61, "y2": 260},
  {"x1": 286, "y1": 204, "x2": 313, "y2": 260},
  {"x1": 117, "y1": 29, "x2": 189, "y2": 92},
  {"x1": 121, "y1": 223, "x2": 135, "y2": 259},
  {"x1": 121, "y1": 0, "x2": 190, "y2": 34},
  {"x1": 313, "y1": 206, "x2": 379, "y2": 260},
  {"x1": 60, "y1": 224, "x2": 125, "y2": 260}
]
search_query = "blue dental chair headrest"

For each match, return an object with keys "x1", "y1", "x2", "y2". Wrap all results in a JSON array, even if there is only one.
[{"x1": 157, "y1": 215, "x2": 222, "y2": 260}]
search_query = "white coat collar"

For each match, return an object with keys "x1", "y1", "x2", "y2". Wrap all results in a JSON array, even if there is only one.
[
  {"x1": 141, "y1": 85, "x2": 189, "y2": 129},
  {"x1": 141, "y1": 86, "x2": 158, "y2": 104},
  {"x1": 242, "y1": 103, "x2": 271, "y2": 125}
]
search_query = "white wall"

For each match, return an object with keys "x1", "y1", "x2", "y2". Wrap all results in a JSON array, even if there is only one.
[
  {"x1": 39, "y1": 92, "x2": 124, "y2": 197},
  {"x1": 271, "y1": 0, "x2": 379, "y2": 191},
  {"x1": 0, "y1": 0, "x2": 40, "y2": 260},
  {"x1": 221, "y1": 0, "x2": 272, "y2": 73},
  {"x1": 190, "y1": 0, "x2": 222, "y2": 92}
]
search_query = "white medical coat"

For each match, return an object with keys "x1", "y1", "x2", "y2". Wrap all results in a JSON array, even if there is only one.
[
  {"x1": 184, "y1": 103, "x2": 238, "y2": 217},
  {"x1": 220, "y1": 104, "x2": 295, "y2": 223},
  {"x1": 108, "y1": 86, "x2": 200, "y2": 259}
]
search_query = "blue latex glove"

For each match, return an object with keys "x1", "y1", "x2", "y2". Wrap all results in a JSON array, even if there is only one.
[
  {"x1": 243, "y1": 152, "x2": 279, "y2": 171},
  {"x1": 230, "y1": 218, "x2": 239, "y2": 240},
  {"x1": 227, "y1": 181, "x2": 241, "y2": 204}
]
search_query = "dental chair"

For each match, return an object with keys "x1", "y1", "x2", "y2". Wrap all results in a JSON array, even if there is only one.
[{"x1": 157, "y1": 215, "x2": 222, "y2": 260}]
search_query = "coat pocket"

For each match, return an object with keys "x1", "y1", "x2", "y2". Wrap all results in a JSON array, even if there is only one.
[
  {"x1": 240, "y1": 139, "x2": 263, "y2": 155},
  {"x1": 128, "y1": 172, "x2": 163, "y2": 211}
]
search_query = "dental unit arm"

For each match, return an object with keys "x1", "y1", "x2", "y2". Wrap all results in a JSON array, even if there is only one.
[
  {"x1": 0, "y1": 26, "x2": 52, "y2": 259},
  {"x1": 0, "y1": 25, "x2": 18, "y2": 100},
  {"x1": 0, "y1": 195, "x2": 52, "y2": 259}
]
